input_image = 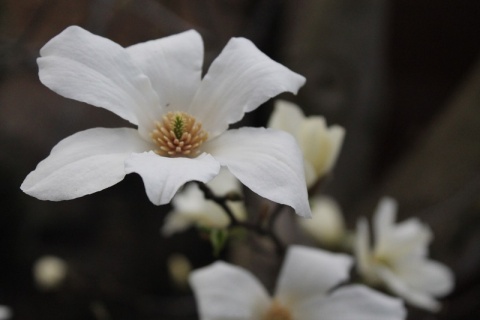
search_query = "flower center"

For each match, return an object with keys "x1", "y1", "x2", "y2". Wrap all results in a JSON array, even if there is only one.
[
  {"x1": 151, "y1": 111, "x2": 208, "y2": 157},
  {"x1": 262, "y1": 301, "x2": 293, "y2": 320},
  {"x1": 373, "y1": 254, "x2": 395, "y2": 270}
]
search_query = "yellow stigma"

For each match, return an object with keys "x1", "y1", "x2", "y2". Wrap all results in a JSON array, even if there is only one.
[
  {"x1": 151, "y1": 111, "x2": 208, "y2": 157},
  {"x1": 262, "y1": 301, "x2": 293, "y2": 320}
]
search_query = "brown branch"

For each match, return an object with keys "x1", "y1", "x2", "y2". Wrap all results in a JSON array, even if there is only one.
[{"x1": 194, "y1": 182, "x2": 286, "y2": 256}]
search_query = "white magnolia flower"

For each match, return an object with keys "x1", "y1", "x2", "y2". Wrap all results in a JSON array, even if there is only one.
[
  {"x1": 190, "y1": 245, "x2": 406, "y2": 320},
  {"x1": 162, "y1": 169, "x2": 246, "y2": 235},
  {"x1": 355, "y1": 197, "x2": 454, "y2": 311},
  {"x1": 268, "y1": 100, "x2": 345, "y2": 188},
  {"x1": 21, "y1": 26, "x2": 311, "y2": 217},
  {"x1": 299, "y1": 195, "x2": 346, "y2": 247}
]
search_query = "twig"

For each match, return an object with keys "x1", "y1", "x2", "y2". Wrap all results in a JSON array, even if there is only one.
[{"x1": 195, "y1": 182, "x2": 286, "y2": 255}]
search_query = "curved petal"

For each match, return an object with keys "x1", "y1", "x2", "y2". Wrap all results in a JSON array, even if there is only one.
[
  {"x1": 377, "y1": 218, "x2": 432, "y2": 262},
  {"x1": 275, "y1": 246, "x2": 352, "y2": 307},
  {"x1": 300, "y1": 196, "x2": 345, "y2": 246},
  {"x1": 377, "y1": 266, "x2": 441, "y2": 312},
  {"x1": 126, "y1": 30, "x2": 203, "y2": 129},
  {"x1": 189, "y1": 261, "x2": 271, "y2": 320},
  {"x1": 399, "y1": 260, "x2": 454, "y2": 297},
  {"x1": 299, "y1": 118, "x2": 345, "y2": 177},
  {"x1": 188, "y1": 38, "x2": 305, "y2": 138},
  {"x1": 38, "y1": 26, "x2": 160, "y2": 134},
  {"x1": 124, "y1": 152, "x2": 220, "y2": 205},
  {"x1": 373, "y1": 197, "x2": 397, "y2": 252},
  {"x1": 21, "y1": 127, "x2": 151, "y2": 200},
  {"x1": 295, "y1": 285, "x2": 405, "y2": 320},
  {"x1": 354, "y1": 218, "x2": 372, "y2": 278},
  {"x1": 204, "y1": 127, "x2": 311, "y2": 217},
  {"x1": 268, "y1": 100, "x2": 306, "y2": 137}
]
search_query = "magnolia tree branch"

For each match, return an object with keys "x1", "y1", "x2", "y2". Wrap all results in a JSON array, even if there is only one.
[{"x1": 195, "y1": 182, "x2": 286, "y2": 255}]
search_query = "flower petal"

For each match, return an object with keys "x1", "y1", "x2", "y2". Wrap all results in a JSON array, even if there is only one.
[
  {"x1": 355, "y1": 218, "x2": 373, "y2": 278},
  {"x1": 398, "y1": 259, "x2": 454, "y2": 297},
  {"x1": 204, "y1": 127, "x2": 311, "y2": 217},
  {"x1": 299, "y1": 196, "x2": 345, "y2": 246},
  {"x1": 268, "y1": 99, "x2": 306, "y2": 137},
  {"x1": 188, "y1": 38, "x2": 305, "y2": 138},
  {"x1": 373, "y1": 197, "x2": 397, "y2": 251},
  {"x1": 126, "y1": 30, "x2": 203, "y2": 125},
  {"x1": 298, "y1": 118, "x2": 345, "y2": 177},
  {"x1": 124, "y1": 152, "x2": 220, "y2": 205},
  {"x1": 377, "y1": 266, "x2": 441, "y2": 312},
  {"x1": 275, "y1": 246, "x2": 352, "y2": 307},
  {"x1": 162, "y1": 183, "x2": 232, "y2": 236},
  {"x1": 21, "y1": 128, "x2": 151, "y2": 200},
  {"x1": 189, "y1": 261, "x2": 271, "y2": 320},
  {"x1": 38, "y1": 26, "x2": 159, "y2": 132},
  {"x1": 295, "y1": 285, "x2": 406, "y2": 320}
]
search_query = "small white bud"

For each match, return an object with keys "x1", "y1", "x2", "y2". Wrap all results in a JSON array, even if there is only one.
[
  {"x1": 167, "y1": 254, "x2": 192, "y2": 291},
  {"x1": 33, "y1": 255, "x2": 68, "y2": 291}
]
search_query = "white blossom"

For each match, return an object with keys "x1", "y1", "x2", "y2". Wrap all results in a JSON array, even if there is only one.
[
  {"x1": 190, "y1": 245, "x2": 406, "y2": 320},
  {"x1": 162, "y1": 169, "x2": 246, "y2": 235},
  {"x1": 299, "y1": 195, "x2": 346, "y2": 247},
  {"x1": 21, "y1": 26, "x2": 311, "y2": 217},
  {"x1": 354, "y1": 197, "x2": 454, "y2": 311},
  {"x1": 268, "y1": 100, "x2": 345, "y2": 187}
]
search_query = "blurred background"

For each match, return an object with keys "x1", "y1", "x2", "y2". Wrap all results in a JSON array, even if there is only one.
[{"x1": 1, "y1": 0, "x2": 479, "y2": 319}]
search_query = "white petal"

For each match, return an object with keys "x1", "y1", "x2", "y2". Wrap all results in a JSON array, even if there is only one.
[
  {"x1": 295, "y1": 285, "x2": 406, "y2": 320},
  {"x1": 354, "y1": 218, "x2": 373, "y2": 278},
  {"x1": 161, "y1": 211, "x2": 193, "y2": 236},
  {"x1": 204, "y1": 127, "x2": 311, "y2": 217},
  {"x1": 299, "y1": 196, "x2": 345, "y2": 246},
  {"x1": 398, "y1": 259, "x2": 454, "y2": 296},
  {"x1": 373, "y1": 197, "x2": 397, "y2": 251},
  {"x1": 268, "y1": 100, "x2": 306, "y2": 137},
  {"x1": 188, "y1": 38, "x2": 305, "y2": 138},
  {"x1": 206, "y1": 167, "x2": 243, "y2": 195},
  {"x1": 377, "y1": 266, "x2": 442, "y2": 312},
  {"x1": 126, "y1": 30, "x2": 203, "y2": 127},
  {"x1": 275, "y1": 246, "x2": 352, "y2": 307},
  {"x1": 124, "y1": 152, "x2": 220, "y2": 205},
  {"x1": 21, "y1": 128, "x2": 151, "y2": 201},
  {"x1": 162, "y1": 183, "x2": 232, "y2": 236},
  {"x1": 38, "y1": 26, "x2": 159, "y2": 133},
  {"x1": 295, "y1": 117, "x2": 345, "y2": 186},
  {"x1": 379, "y1": 219, "x2": 432, "y2": 261},
  {"x1": 189, "y1": 261, "x2": 271, "y2": 320}
]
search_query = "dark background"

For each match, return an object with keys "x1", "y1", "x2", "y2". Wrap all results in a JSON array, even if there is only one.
[{"x1": 1, "y1": 0, "x2": 479, "y2": 319}]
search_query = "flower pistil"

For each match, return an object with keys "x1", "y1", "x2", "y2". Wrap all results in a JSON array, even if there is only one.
[{"x1": 151, "y1": 111, "x2": 208, "y2": 157}]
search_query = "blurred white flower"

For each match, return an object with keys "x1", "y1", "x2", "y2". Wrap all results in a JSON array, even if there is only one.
[
  {"x1": 167, "y1": 253, "x2": 192, "y2": 291},
  {"x1": 0, "y1": 305, "x2": 12, "y2": 320},
  {"x1": 354, "y1": 197, "x2": 454, "y2": 311},
  {"x1": 21, "y1": 26, "x2": 311, "y2": 218},
  {"x1": 268, "y1": 100, "x2": 345, "y2": 188},
  {"x1": 162, "y1": 169, "x2": 246, "y2": 236},
  {"x1": 33, "y1": 255, "x2": 68, "y2": 291},
  {"x1": 190, "y1": 245, "x2": 406, "y2": 320},
  {"x1": 299, "y1": 195, "x2": 346, "y2": 247}
]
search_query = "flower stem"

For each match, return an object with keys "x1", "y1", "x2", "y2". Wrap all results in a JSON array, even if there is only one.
[{"x1": 195, "y1": 182, "x2": 286, "y2": 256}]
